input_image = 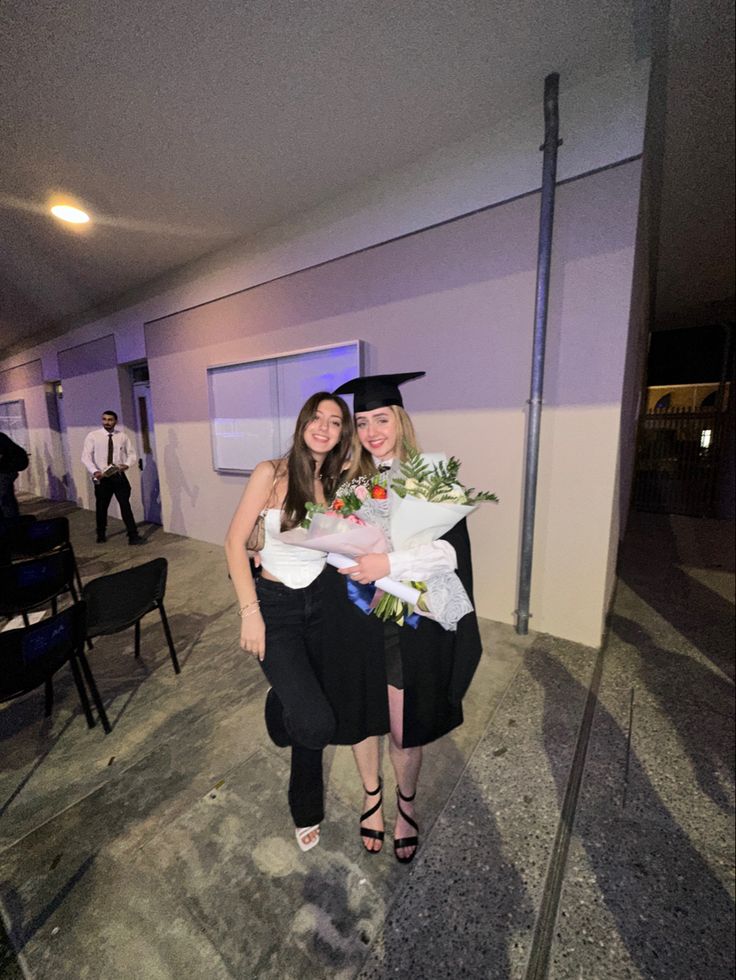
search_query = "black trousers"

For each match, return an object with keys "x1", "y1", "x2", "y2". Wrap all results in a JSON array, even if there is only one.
[
  {"x1": 94, "y1": 473, "x2": 138, "y2": 540},
  {"x1": 0, "y1": 472, "x2": 20, "y2": 520},
  {"x1": 256, "y1": 573, "x2": 335, "y2": 828}
]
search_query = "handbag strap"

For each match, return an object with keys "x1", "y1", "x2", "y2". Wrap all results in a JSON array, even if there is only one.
[{"x1": 262, "y1": 461, "x2": 283, "y2": 512}]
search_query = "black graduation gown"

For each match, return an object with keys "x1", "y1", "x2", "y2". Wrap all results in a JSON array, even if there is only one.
[{"x1": 318, "y1": 519, "x2": 483, "y2": 748}]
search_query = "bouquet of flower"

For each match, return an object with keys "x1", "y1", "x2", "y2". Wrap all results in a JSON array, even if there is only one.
[
  {"x1": 390, "y1": 450, "x2": 498, "y2": 547},
  {"x1": 279, "y1": 451, "x2": 498, "y2": 629},
  {"x1": 372, "y1": 449, "x2": 498, "y2": 627},
  {"x1": 301, "y1": 472, "x2": 389, "y2": 529},
  {"x1": 279, "y1": 473, "x2": 427, "y2": 618}
]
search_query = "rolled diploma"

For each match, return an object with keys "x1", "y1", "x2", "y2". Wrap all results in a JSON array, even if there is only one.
[{"x1": 326, "y1": 553, "x2": 422, "y2": 606}]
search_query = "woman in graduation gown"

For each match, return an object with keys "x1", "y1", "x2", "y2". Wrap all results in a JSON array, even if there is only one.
[{"x1": 319, "y1": 372, "x2": 483, "y2": 862}]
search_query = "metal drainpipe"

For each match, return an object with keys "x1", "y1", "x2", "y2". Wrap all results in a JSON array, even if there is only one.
[{"x1": 516, "y1": 73, "x2": 562, "y2": 635}]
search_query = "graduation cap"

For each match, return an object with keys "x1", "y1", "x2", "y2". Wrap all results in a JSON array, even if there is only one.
[{"x1": 333, "y1": 372, "x2": 425, "y2": 413}]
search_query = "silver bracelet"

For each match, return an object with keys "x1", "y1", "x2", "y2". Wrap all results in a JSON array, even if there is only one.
[{"x1": 239, "y1": 600, "x2": 260, "y2": 617}]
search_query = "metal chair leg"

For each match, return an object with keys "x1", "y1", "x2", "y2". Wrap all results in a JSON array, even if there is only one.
[
  {"x1": 77, "y1": 649, "x2": 111, "y2": 733},
  {"x1": 134, "y1": 619, "x2": 141, "y2": 658},
  {"x1": 68, "y1": 656, "x2": 96, "y2": 729},
  {"x1": 44, "y1": 678, "x2": 54, "y2": 717},
  {"x1": 157, "y1": 602, "x2": 181, "y2": 674},
  {"x1": 72, "y1": 555, "x2": 83, "y2": 594}
]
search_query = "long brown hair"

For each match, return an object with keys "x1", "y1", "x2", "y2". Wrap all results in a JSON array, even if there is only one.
[
  {"x1": 281, "y1": 392, "x2": 353, "y2": 530},
  {"x1": 345, "y1": 405, "x2": 420, "y2": 481}
]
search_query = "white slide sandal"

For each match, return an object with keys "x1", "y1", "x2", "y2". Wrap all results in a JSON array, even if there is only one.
[{"x1": 295, "y1": 825, "x2": 320, "y2": 852}]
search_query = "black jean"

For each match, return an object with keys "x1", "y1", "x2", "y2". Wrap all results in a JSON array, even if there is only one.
[
  {"x1": 0, "y1": 472, "x2": 20, "y2": 520},
  {"x1": 94, "y1": 472, "x2": 138, "y2": 540},
  {"x1": 257, "y1": 573, "x2": 335, "y2": 828}
]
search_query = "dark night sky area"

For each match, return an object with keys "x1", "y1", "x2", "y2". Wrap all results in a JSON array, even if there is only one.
[{"x1": 647, "y1": 325, "x2": 734, "y2": 385}]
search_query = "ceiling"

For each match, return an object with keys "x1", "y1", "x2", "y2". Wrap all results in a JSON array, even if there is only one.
[{"x1": 0, "y1": 0, "x2": 733, "y2": 360}]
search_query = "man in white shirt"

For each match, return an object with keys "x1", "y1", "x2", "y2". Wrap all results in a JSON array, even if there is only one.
[{"x1": 81, "y1": 410, "x2": 144, "y2": 545}]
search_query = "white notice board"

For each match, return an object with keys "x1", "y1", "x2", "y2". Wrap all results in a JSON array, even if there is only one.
[{"x1": 207, "y1": 341, "x2": 363, "y2": 473}]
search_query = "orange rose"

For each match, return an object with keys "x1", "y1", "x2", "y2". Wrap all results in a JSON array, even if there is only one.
[
  {"x1": 371, "y1": 485, "x2": 388, "y2": 500},
  {"x1": 332, "y1": 498, "x2": 345, "y2": 511}
]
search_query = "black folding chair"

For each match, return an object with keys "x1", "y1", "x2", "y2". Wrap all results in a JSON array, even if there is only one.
[
  {"x1": 0, "y1": 602, "x2": 110, "y2": 733},
  {"x1": 0, "y1": 550, "x2": 79, "y2": 626},
  {"x1": 3, "y1": 516, "x2": 84, "y2": 592},
  {"x1": 82, "y1": 557, "x2": 180, "y2": 674},
  {"x1": 0, "y1": 514, "x2": 36, "y2": 563}
]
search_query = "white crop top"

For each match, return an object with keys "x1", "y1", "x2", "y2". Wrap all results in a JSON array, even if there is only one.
[{"x1": 259, "y1": 509, "x2": 325, "y2": 588}]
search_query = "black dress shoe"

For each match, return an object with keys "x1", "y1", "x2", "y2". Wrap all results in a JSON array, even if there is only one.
[
  {"x1": 96, "y1": 534, "x2": 106, "y2": 543},
  {"x1": 128, "y1": 536, "x2": 145, "y2": 546}
]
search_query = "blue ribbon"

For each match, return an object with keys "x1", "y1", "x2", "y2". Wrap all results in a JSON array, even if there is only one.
[
  {"x1": 345, "y1": 579, "x2": 421, "y2": 629},
  {"x1": 345, "y1": 577, "x2": 376, "y2": 615}
]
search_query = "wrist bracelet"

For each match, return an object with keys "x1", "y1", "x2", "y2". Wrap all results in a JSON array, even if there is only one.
[{"x1": 239, "y1": 600, "x2": 260, "y2": 617}]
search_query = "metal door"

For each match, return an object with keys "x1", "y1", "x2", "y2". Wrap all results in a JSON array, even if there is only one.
[{"x1": 132, "y1": 382, "x2": 162, "y2": 525}]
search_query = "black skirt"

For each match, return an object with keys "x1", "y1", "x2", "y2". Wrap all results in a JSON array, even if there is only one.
[{"x1": 317, "y1": 520, "x2": 483, "y2": 748}]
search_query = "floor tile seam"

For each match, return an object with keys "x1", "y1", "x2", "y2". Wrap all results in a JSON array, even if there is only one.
[
  {"x1": 583, "y1": 685, "x2": 736, "y2": 780},
  {"x1": 574, "y1": 682, "x2": 736, "y2": 857},
  {"x1": 586, "y1": 708, "x2": 735, "y2": 779},
  {"x1": 5, "y1": 828, "x2": 239, "y2": 980},
  {"x1": 0, "y1": 771, "x2": 112, "y2": 859},
  {"x1": 522, "y1": 641, "x2": 606, "y2": 980},
  {"x1": 598, "y1": 643, "x2": 736, "y2": 690},
  {"x1": 595, "y1": 678, "x2": 736, "y2": 718},
  {"x1": 569, "y1": 780, "x2": 736, "y2": 856},
  {"x1": 0, "y1": 901, "x2": 33, "y2": 980},
  {"x1": 353, "y1": 648, "x2": 530, "y2": 977},
  {"x1": 115, "y1": 855, "x2": 241, "y2": 980},
  {"x1": 577, "y1": 751, "x2": 736, "y2": 817},
  {"x1": 124, "y1": 745, "x2": 289, "y2": 858},
  {"x1": 610, "y1": 618, "x2": 736, "y2": 674},
  {"x1": 0, "y1": 703, "x2": 268, "y2": 860},
  {"x1": 100, "y1": 678, "x2": 266, "y2": 772},
  {"x1": 87, "y1": 614, "x2": 234, "y2": 668}
]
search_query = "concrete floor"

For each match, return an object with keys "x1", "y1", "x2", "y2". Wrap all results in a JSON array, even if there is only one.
[{"x1": 0, "y1": 497, "x2": 733, "y2": 979}]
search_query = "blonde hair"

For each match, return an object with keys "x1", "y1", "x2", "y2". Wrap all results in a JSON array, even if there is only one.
[{"x1": 345, "y1": 405, "x2": 420, "y2": 480}]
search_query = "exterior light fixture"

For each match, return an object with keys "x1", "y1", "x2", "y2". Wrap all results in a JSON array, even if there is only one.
[{"x1": 51, "y1": 204, "x2": 90, "y2": 224}]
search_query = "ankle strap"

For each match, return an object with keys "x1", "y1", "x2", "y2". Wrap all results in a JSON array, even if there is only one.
[
  {"x1": 396, "y1": 785, "x2": 416, "y2": 802},
  {"x1": 363, "y1": 777, "x2": 382, "y2": 796}
]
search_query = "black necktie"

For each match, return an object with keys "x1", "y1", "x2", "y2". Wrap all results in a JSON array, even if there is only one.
[
  {"x1": 377, "y1": 463, "x2": 392, "y2": 472},
  {"x1": 107, "y1": 433, "x2": 114, "y2": 465}
]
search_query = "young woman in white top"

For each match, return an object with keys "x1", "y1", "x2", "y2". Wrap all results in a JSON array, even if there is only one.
[{"x1": 224, "y1": 391, "x2": 352, "y2": 851}]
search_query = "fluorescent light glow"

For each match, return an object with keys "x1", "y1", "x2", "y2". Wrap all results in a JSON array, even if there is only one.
[{"x1": 51, "y1": 204, "x2": 90, "y2": 224}]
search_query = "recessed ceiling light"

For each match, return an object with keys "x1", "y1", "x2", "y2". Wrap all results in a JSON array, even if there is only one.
[{"x1": 51, "y1": 204, "x2": 90, "y2": 224}]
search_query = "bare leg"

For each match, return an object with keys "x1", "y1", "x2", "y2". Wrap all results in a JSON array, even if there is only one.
[
  {"x1": 387, "y1": 685, "x2": 422, "y2": 861},
  {"x1": 352, "y1": 735, "x2": 384, "y2": 852}
]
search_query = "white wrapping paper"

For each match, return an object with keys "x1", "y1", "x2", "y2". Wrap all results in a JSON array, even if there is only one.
[
  {"x1": 278, "y1": 520, "x2": 421, "y2": 606},
  {"x1": 325, "y1": 552, "x2": 421, "y2": 606}
]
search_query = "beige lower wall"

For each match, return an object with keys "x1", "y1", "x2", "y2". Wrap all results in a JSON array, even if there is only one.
[
  {"x1": 531, "y1": 404, "x2": 625, "y2": 643},
  {"x1": 150, "y1": 403, "x2": 627, "y2": 646}
]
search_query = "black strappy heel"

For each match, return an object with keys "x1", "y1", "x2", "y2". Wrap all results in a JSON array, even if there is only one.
[
  {"x1": 360, "y1": 779, "x2": 385, "y2": 854},
  {"x1": 394, "y1": 785, "x2": 418, "y2": 864}
]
